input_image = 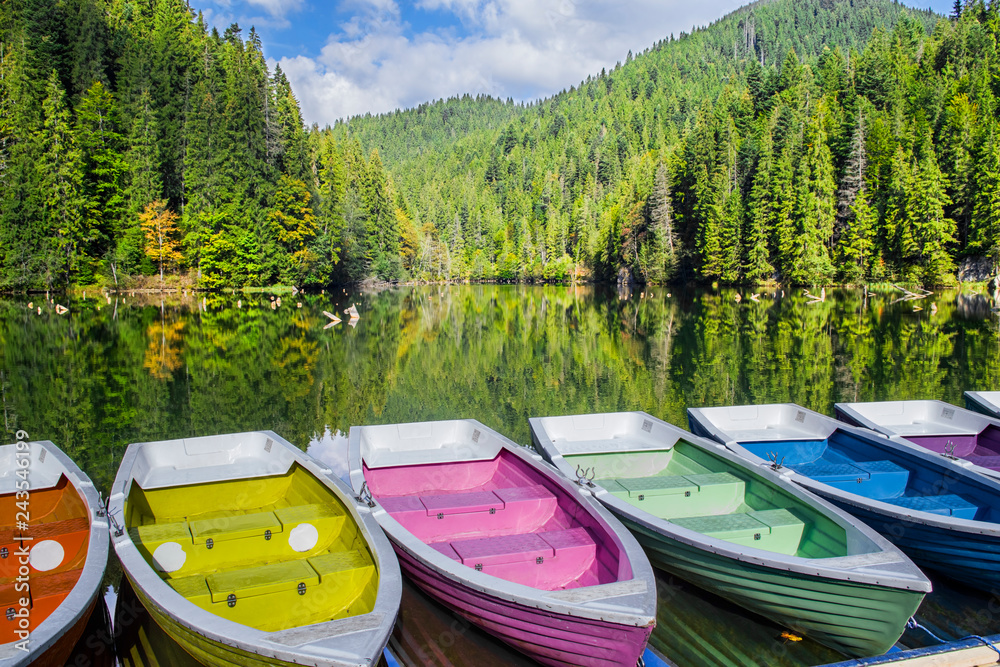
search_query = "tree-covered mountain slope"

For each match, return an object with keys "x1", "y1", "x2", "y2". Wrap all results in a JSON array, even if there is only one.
[{"x1": 2, "y1": 0, "x2": 995, "y2": 289}]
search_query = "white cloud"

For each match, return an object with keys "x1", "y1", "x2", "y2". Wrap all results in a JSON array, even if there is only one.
[
  {"x1": 306, "y1": 427, "x2": 351, "y2": 482},
  {"x1": 275, "y1": 0, "x2": 754, "y2": 126}
]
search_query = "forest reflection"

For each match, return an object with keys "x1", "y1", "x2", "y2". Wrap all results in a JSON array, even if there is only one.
[{"x1": 1, "y1": 284, "x2": 997, "y2": 494}]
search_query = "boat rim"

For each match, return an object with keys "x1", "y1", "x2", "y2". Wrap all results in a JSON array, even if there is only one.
[
  {"x1": 347, "y1": 419, "x2": 657, "y2": 628},
  {"x1": 108, "y1": 430, "x2": 401, "y2": 667},
  {"x1": 528, "y1": 412, "x2": 931, "y2": 593}
]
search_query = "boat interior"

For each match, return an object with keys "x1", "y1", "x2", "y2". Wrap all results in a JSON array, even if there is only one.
[
  {"x1": 837, "y1": 401, "x2": 1000, "y2": 473},
  {"x1": 736, "y1": 429, "x2": 1000, "y2": 522},
  {"x1": 563, "y1": 442, "x2": 850, "y2": 559},
  {"x1": 364, "y1": 450, "x2": 631, "y2": 591},
  {"x1": 125, "y1": 462, "x2": 379, "y2": 633},
  {"x1": 0, "y1": 474, "x2": 89, "y2": 644}
]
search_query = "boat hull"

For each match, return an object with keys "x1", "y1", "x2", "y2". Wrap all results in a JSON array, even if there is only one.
[
  {"x1": 391, "y1": 542, "x2": 652, "y2": 667},
  {"x1": 618, "y1": 515, "x2": 922, "y2": 658},
  {"x1": 21, "y1": 597, "x2": 99, "y2": 667},
  {"x1": 816, "y1": 491, "x2": 1000, "y2": 590}
]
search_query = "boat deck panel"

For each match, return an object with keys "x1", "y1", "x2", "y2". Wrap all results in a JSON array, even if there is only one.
[
  {"x1": 603, "y1": 472, "x2": 746, "y2": 520},
  {"x1": 207, "y1": 560, "x2": 319, "y2": 602},
  {"x1": 191, "y1": 512, "x2": 282, "y2": 544},
  {"x1": 421, "y1": 491, "x2": 505, "y2": 515},
  {"x1": 671, "y1": 508, "x2": 806, "y2": 553},
  {"x1": 888, "y1": 494, "x2": 979, "y2": 518},
  {"x1": 967, "y1": 455, "x2": 1000, "y2": 470}
]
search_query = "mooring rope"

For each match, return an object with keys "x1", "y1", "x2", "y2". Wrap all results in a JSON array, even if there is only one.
[{"x1": 906, "y1": 617, "x2": 1000, "y2": 661}]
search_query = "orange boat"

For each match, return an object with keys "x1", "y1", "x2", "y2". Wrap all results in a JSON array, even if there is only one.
[{"x1": 0, "y1": 439, "x2": 109, "y2": 666}]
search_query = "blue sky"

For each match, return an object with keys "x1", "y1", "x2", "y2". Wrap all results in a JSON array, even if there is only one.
[{"x1": 197, "y1": 0, "x2": 953, "y2": 127}]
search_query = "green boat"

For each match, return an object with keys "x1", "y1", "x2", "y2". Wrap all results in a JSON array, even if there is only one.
[
  {"x1": 108, "y1": 431, "x2": 401, "y2": 667},
  {"x1": 528, "y1": 412, "x2": 931, "y2": 659}
]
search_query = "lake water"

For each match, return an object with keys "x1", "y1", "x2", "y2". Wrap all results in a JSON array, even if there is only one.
[{"x1": 3, "y1": 284, "x2": 999, "y2": 666}]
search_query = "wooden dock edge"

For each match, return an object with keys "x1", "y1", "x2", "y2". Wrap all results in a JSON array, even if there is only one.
[{"x1": 821, "y1": 635, "x2": 1000, "y2": 667}]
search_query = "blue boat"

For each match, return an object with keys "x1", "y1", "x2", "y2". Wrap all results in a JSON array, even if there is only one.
[{"x1": 687, "y1": 403, "x2": 1000, "y2": 589}]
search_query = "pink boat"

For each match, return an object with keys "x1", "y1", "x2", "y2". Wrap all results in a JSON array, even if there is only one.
[{"x1": 348, "y1": 420, "x2": 656, "y2": 667}]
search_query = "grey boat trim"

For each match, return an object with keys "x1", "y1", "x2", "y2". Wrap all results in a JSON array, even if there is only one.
[
  {"x1": 108, "y1": 431, "x2": 401, "y2": 667},
  {"x1": 347, "y1": 419, "x2": 657, "y2": 628},
  {"x1": 0, "y1": 440, "x2": 109, "y2": 667},
  {"x1": 687, "y1": 404, "x2": 1000, "y2": 538},
  {"x1": 966, "y1": 391, "x2": 1000, "y2": 419},
  {"x1": 528, "y1": 412, "x2": 930, "y2": 592}
]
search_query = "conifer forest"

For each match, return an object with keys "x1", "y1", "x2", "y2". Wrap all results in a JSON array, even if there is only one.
[{"x1": 2, "y1": 0, "x2": 999, "y2": 290}]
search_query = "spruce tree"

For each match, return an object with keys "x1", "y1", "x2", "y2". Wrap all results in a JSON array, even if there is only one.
[
  {"x1": 35, "y1": 71, "x2": 87, "y2": 287},
  {"x1": 971, "y1": 127, "x2": 1000, "y2": 265},
  {"x1": 76, "y1": 80, "x2": 128, "y2": 270}
]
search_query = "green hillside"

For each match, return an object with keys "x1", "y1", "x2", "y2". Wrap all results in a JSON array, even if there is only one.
[{"x1": 2, "y1": 0, "x2": 996, "y2": 289}]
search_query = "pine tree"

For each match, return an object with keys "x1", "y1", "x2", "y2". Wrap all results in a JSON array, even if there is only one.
[
  {"x1": 837, "y1": 187, "x2": 877, "y2": 283},
  {"x1": 745, "y1": 127, "x2": 775, "y2": 283},
  {"x1": 648, "y1": 163, "x2": 677, "y2": 281},
  {"x1": 271, "y1": 65, "x2": 309, "y2": 181},
  {"x1": 362, "y1": 149, "x2": 400, "y2": 279},
  {"x1": 912, "y1": 142, "x2": 955, "y2": 285},
  {"x1": 971, "y1": 127, "x2": 1000, "y2": 264},
  {"x1": 941, "y1": 94, "x2": 977, "y2": 246},
  {"x1": 789, "y1": 104, "x2": 836, "y2": 284},
  {"x1": 836, "y1": 113, "x2": 867, "y2": 246},
  {"x1": 35, "y1": 71, "x2": 87, "y2": 287},
  {"x1": 76, "y1": 80, "x2": 128, "y2": 271}
]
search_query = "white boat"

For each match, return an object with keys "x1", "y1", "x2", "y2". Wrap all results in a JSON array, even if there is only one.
[{"x1": 109, "y1": 431, "x2": 400, "y2": 667}]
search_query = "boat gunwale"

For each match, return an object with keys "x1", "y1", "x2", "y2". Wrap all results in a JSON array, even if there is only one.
[
  {"x1": 0, "y1": 440, "x2": 109, "y2": 667},
  {"x1": 347, "y1": 419, "x2": 657, "y2": 629},
  {"x1": 688, "y1": 404, "x2": 1000, "y2": 537},
  {"x1": 966, "y1": 391, "x2": 1000, "y2": 419},
  {"x1": 527, "y1": 412, "x2": 931, "y2": 594},
  {"x1": 108, "y1": 430, "x2": 401, "y2": 667},
  {"x1": 835, "y1": 400, "x2": 1000, "y2": 481}
]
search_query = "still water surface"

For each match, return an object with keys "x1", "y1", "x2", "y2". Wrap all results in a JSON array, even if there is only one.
[{"x1": 3, "y1": 284, "x2": 999, "y2": 666}]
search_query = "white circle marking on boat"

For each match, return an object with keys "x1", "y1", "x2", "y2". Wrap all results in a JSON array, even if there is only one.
[
  {"x1": 289, "y1": 523, "x2": 319, "y2": 552},
  {"x1": 29, "y1": 540, "x2": 65, "y2": 571},
  {"x1": 152, "y1": 542, "x2": 187, "y2": 573}
]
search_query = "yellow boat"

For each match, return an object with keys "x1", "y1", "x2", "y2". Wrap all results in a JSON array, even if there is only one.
[{"x1": 108, "y1": 431, "x2": 400, "y2": 667}]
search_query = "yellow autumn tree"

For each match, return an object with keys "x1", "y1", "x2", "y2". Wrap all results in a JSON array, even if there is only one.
[
  {"x1": 139, "y1": 200, "x2": 183, "y2": 286},
  {"x1": 269, "y1": 175, "x2": 317, "y2": 284}
]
